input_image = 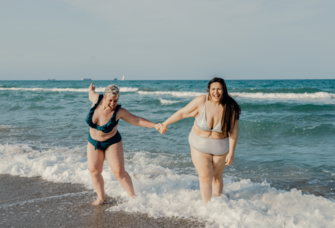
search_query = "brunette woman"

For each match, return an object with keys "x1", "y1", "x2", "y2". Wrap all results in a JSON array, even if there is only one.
[{"x1": 159, "y1": 78, "x2": 241, "y2": 204}]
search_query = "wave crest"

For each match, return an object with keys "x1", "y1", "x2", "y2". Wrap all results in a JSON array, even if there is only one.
[
  {"x1": 1, "y1": 87, "x2": 334, "y2": 102},
  {"x1": 159, "y1": 98, "x2": 180, "y2": 105},
  {"x1": 0, "y1": 87, "x2": 138, "y2": 93},
  {"x1": 138, "y1": 91, "x2": 205, "y2": 97},
  {"x1": 230, "y1": 92, "x2": 335, "y2": 100}
]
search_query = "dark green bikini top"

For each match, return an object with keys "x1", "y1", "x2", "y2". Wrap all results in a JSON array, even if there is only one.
[{"x1": 86, "y1": 94, "x2": 121, "y2": 133}]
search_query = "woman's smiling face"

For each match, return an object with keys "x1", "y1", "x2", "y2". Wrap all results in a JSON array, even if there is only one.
[
  {"x1": 209, "y1": 82, "x2": 223, "y2": 102},
  {"x1": 104, "y1": 95, "x2": 118, "y2": 110}
]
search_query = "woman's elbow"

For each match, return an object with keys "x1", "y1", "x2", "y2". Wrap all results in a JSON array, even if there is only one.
[
  {"x1": 135, "y1": 117, "x2": 143, "y2": 127},
  {"x1": 229, "y1": 128, "x2": 238, "y2": 138}
]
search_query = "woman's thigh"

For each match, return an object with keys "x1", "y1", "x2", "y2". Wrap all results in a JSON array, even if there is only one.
[
  {"x1": 212, "y1": 151, "x2": 229, "y2": 177},
  {"x1": 190, "y1": 146, "x2": 214, "y2": 178},
  {"x1": 105, "y1": 141, "x2": 125, "y2": 171},
  {"x1": 87, "y1": 142, "x2": 105, "y2": 173}
]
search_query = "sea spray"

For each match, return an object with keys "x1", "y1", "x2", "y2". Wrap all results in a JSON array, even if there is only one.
[{"x1": 1, "y1": 143, "x2": 335, "y2": 227}]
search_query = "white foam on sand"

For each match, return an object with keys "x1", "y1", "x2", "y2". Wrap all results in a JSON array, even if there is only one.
[
  {"x1": 0, "y1": 87, "x2": 138, "y2": 93},
  {"x1": 159, "y1": 98, "x2": 180, "y2": 105},
  {"x1": 1, "y1": 143, "x2": 335, "y2": 227}
]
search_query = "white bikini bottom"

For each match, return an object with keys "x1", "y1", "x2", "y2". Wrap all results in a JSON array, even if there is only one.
[{"x1": 188, "y1": 131, "x2": 229, "y2": 155}]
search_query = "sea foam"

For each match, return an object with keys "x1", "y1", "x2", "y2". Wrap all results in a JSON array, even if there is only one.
[
  {"x1": 139, "y1": 91, "x2": 335, "y2": 103},
  {"x1": 159, "y1": 98, "x2": 180, "y2": 105},
  {"x1": 138, "y1": 91, "x2": 205, "y2": 97},
  {"x1": 2, "y1": 87, "x2": 334, "y2": 102},
  {"x1": 230, "y1": 92, "x2": 335, "y2": 100},
  {"x1": 0, "y1": 87, "x2": 138, "y2": 93},
  {"x1": 1, "y1": 143, "x2": 335, "y2": 227}
]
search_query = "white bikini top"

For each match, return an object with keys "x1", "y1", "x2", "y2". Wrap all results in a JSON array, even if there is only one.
[{"x1": 195, "y1": 95, "x2": 222, "y2": 133}]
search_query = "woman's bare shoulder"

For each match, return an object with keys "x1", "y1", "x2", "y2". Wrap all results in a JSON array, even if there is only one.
[
  {"x1": 118, "y1": 107, "x2": 127, "y2": 113},
  {"x1": 192, "y1": 94, "x2": 206, "y2": 104},
  {"x1": 89, "y1": 93, "x2": 100, "y2": 104},
  {"x1": 117, "y1": 107, "x2": 130, "y2": 116}
]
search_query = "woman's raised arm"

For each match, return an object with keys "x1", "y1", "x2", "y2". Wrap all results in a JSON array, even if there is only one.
[{"x1": 88, "y1": 82, "x2": 100, "y2": 103}]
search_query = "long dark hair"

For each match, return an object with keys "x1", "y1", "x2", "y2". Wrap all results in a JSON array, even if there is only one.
[{"x1": 207, "y1": 77, "x2": 241, "y2": 137}]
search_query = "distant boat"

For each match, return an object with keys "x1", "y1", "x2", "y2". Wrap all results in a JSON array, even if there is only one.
[
  {"x1": 113, "y1": 78, "x2": 118, "y2": 81},
  {"x1": 47, "y1": 79, "x2": 55, "y2": 81},
  {"x1": 82, "y1": 78, "x2": 92, "y2": 81},
  {"x1": 121, "y1": 75, "x2": 125, "y2": 81}
]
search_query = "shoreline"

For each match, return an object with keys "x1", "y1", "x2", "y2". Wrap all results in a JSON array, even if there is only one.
[{"x1": 0, "y1": 174, "x2": 204, "y2": 228}]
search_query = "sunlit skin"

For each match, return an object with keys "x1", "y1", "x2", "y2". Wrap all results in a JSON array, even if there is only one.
[
  {"x1": 158, "y1": 81, "x2": 239, "y2": 204},
  {"x1": 87, "y1": 82, "x2": 162, "y2": 205}
]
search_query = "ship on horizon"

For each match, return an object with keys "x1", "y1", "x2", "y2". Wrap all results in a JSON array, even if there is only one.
[
  {"x1": 82, "y1": 78, "x2": 92, "y2": 81},
  {"x1": 47, "y1": 79, "x2": 55, "y2": 81},
  {"x1": 121, "y1": 75, "x2": 125, "y2": 81}
]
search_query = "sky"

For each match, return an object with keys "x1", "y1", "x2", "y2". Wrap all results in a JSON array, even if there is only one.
[{"x1": 0, "y1": 0, "x2": 334, "y2": 80}]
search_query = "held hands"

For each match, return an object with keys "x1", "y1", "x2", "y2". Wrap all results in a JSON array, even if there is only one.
[
  {"x1": 155, "y1": 123, "x2": 168, "y2": 134},
  {"x1": 89, "y1": 82, "x2": 95, "y2": 92},
  {"x1": 225, "y1": 152, "x2": 234, "y2": 166}
]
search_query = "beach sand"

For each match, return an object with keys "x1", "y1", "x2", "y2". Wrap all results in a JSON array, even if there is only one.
[{"x1": 0, "y1": 174, "x2": 204, "y2": 228}]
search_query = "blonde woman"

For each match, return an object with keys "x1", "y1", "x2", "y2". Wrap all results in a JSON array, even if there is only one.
[{"x1": 86, "y1": 83, "x2": 161, "y2": 205}]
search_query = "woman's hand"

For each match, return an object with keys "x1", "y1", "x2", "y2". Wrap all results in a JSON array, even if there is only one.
[
  {"x1": 157, "y1": 124, "x2": 168, "y2": 134},
  {"x1": 155, "y1": 123, "x2": 162, "y2": 131},
  {"x1": 88, "y1": 82, "x2": 99, "y2": 103},
  {"x1": 225, "y1": 152, "x2": 234, "y2": 165},
  {"x1": 89, "y1": 82, "x2": 95, "y2": 92}
]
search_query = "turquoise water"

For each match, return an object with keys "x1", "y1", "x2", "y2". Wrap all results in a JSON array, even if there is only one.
[{"x1": 1, "y1": 79, "x2": 335, "y2": 200}]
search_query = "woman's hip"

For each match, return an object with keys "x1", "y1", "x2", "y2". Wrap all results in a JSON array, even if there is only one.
[
  {"x1": 188, "y1": 131, "x2": 229, "y2": 155},
  {"x1": 88, "y1": 131, "x2": 122, "y2": 151}
]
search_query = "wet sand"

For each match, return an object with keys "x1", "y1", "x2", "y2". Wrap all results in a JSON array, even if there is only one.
[{"x1": 0, "y1": 174, "x2": 204, "y2": 228}]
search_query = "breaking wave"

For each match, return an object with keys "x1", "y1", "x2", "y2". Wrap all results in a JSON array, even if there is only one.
[
  {"x1": 0, "y1": 87, "x2": 139, "y2": 92},
  {"x1": 1, "y1": 143, "x2": 335, "y2": 227}
]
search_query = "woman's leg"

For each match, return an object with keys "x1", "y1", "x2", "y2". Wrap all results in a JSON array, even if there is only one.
[
  {"x1": 190, "y1": 146, "x2": 214, "y2": 204},
  {"x1": 105, "y1": 140, "x2": 135, "y2": 197},
  {"x1": 212, "y1": 152, "x2": 229, "y2": 197},
  {"x1": 87, "y1": 142, "x2": 106, "y2": 205}
]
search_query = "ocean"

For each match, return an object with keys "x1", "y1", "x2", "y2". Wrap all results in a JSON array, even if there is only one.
[{"x1": 0, "y1": 79, "x2": 335, "y2": 227}]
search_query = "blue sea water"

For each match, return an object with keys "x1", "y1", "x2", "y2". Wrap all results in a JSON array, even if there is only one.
[{"x1": 1, "y1": 79, "x2": 335, "y2": 227}]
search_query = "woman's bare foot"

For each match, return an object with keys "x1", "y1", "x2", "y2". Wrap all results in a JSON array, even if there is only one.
[{"x1": 92, "y1": 198, "x2": 105, "y2": 206}]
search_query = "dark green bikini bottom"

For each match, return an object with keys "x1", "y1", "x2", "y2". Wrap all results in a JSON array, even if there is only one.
[{"x1": 88, "y1": 131, "x2": 122, "y2": 151}]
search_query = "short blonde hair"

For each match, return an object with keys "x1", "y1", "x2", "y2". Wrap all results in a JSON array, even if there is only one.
[{"x1": 104, "y1": 84, "x2": 119, "y2": 98}]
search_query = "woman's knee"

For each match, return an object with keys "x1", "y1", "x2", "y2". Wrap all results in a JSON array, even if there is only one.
[
  {"x1": 198, "y1": 172, "x2": 212, "y2": 184},
  {"x1": 89, "y1": 167, "x2": 102, "y2": 177},
  {"x1": 112, "y1": 168, "x2": 126, "y2": 179},
  {"x1": 212, "y1": 175, "x2": 222, "y2": 184}
]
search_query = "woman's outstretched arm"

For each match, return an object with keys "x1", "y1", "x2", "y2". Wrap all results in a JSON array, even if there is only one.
[
  {"x1": 119, "y1": 108, "x2": 161, "y2": 130},
  {"x1": 160, "y1": 95, "x2": 203, "y2": 134}
]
